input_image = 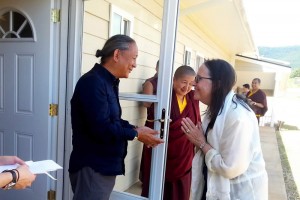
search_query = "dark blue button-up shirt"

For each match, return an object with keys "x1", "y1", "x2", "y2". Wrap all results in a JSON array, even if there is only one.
[{"x1": 69, "y1": 63, "x2": 137, "y2": 175}]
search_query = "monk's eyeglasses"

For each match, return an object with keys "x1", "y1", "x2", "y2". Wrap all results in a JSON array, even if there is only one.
[{"x1": 195, "y1": 75, "x2": 212, "y2": 83}]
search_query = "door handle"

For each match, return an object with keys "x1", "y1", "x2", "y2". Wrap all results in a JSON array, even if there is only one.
[
  {"x1": 160, "y1": 108, "x2": 166, "y2": 139},
  {"x1": 146, "y1": 108, "x2": 172, "y2": 139}
]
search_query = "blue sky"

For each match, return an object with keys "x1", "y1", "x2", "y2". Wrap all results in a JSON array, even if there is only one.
[{"x1": 243, "y1": 0, "x2": 300, "y2": 47}]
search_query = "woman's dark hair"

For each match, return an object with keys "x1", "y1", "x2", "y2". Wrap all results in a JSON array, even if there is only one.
[
  {"x1": 95, "y1": 34, "x2": 136, "y2": 64},
  {"x1": 204, "y1": 59, "x2": 249, "y2": 123},
  {"x1": 174, "y1": 65, "x2": 196, "y2": 79}
]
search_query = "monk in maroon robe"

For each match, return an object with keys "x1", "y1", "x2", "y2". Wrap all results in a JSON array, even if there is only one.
[
  {"x1": 140, "y1": 65, "x2": 200, "y2": 200},
  {"x1": 246, "y1": 78, "x2": 268, "y2": 123}
]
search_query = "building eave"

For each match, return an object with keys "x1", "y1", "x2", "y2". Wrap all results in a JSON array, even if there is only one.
[{"x1": 180, "y1": 0, "x2": 257, "y2": 55}]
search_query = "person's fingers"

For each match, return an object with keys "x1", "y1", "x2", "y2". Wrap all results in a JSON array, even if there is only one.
[
  {"x1": 181, "y1": 120, "x2": 189, "y2": 131},
  {"x1": 14, "y1": 156, "x2": 26, "y2": 165},
  {"x1": 186, "y1": 117, "x2": 197, "y2": 130},
  {"x1": 152, "y1": 130, "x2": 159, "y2": 135},
  {"x1": 181, "y1": 126, "x2": 186, "y2": 133},
  {"x1": 182, "y1": 118, "x2": 191, "y2": 129},
  {"x1": 154, "y1": 137, "x2": 164, "y2": 144},
  {"x1": 143, "y1": 128, "x2": 159, "y2": 135},
  {"x1": 143, "y1": 134, "x2": 164, "y2": 147},
  {"x1": 181, "y1": 118, "x2": 196, "y2": 134}
]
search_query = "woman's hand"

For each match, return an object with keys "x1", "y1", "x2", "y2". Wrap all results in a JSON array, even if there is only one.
[
  {"x1": 0, "y1": 156, "x2": 36, "y2": 189},
  {"x1": 181, "y1": 117, "x2": 212, "y2": 153},
  {"x1": 14, "y1": 165, "x2": 36, "y2": 189},
  {"x1": 181, "y1": 117, "x2": 206, "y2": 147}
]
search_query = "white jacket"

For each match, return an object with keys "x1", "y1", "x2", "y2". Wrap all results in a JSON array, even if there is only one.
[{"x1": 191, "y1": 91, "x2": 268, "y2": 200}]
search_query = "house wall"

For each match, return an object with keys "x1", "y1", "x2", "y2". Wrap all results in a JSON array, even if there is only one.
[
  {"x1": 235, "y1": 71, "x2": 276, "y2": 93},
  {"x1": 235, "y1": 59, "x2": 291, "y2": 97},
  {"x1": 82, "y1": 0, "x2": 231, "y2": 192}
]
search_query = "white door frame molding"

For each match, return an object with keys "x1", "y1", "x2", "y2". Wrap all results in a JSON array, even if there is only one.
[
  {"x1": 63, "y1": 0, "x2": 84, "y2": 199},
  {"x1": 54, "y1": 0, "x2": 70, "y2": 199}
]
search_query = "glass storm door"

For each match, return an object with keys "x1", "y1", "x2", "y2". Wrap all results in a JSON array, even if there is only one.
[{"x1": 65, "y1": 0, "x2": 180, "y2": 199}]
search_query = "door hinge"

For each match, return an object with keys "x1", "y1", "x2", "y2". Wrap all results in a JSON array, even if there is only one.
[
  {"x1": 48, "y1": 190, "x2": 56, "y2": 200},
  {"x1": 51, "y1": 9, "x2": 60, "y2": 23},
  {"x1": 49, "y1": 104, "x2": 58, "y2": 116}
]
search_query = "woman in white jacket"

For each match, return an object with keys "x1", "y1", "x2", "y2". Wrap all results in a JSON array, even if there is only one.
[{"x1": 181, "y1": 59, "x2": 268, "y2": 200}]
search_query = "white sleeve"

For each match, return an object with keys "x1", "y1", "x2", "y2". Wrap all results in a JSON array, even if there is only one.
[{"x1": 205, "y1": 111, "x2": 254, "y2": 179}]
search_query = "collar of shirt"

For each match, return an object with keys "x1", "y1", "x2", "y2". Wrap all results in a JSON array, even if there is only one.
[{"x1": 94, "y1": 63, "x2": 120, "y2": 88}]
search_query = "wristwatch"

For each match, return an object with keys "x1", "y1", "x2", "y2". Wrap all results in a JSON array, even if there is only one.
[{"x1": 2, "y1": 170, "x2": 17, "y2": 190}]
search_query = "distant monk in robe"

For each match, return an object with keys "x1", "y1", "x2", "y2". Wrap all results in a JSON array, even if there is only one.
[
  {"x1": 246, "y1": 78, "x2": 268, "y2": 123},
  {"x1": 140, "y1": 65, "x2": 201, "y2": 200}
]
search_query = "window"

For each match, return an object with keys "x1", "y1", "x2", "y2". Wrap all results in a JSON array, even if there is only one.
[
  {"x1": 195, "y1": 52, "x2": 205, "y2": 71},
  {"x1": 109, "y1": 5, "x2": 134, "y2": 37},
  {"x1": 184, "y1": 47, "x2": 192, "y2": 66},
  {"x1": 0, "y1": 10, "x2": 34, "y2": 41}
]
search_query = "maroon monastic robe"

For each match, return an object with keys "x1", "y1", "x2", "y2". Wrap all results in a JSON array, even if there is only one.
[
  {"x1": 140, "y1": 89, "x2": 200, "y2": 200},
  {"x1": 144, "y1": 74, "x2": 158, "y2": 129},
  {"x1": 246, "y1": 89, "x2": 268, "y2": 116}
]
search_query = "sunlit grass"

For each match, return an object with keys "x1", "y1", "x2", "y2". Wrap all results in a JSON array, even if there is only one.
[{"x1": 276, "y1": 131, "x2": 300, "y2": 200}]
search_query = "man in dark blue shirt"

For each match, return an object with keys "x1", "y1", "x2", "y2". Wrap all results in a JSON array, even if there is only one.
[{"x1": 69, "y1": 35, "x2": 164, "y2": 200}]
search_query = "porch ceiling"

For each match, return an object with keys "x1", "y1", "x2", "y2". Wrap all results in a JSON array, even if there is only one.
[{"x1": 180, "y1": 0, "x2": 257, "y2": 55}]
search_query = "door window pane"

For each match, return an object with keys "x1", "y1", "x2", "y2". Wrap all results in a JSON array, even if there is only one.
[
  {"x1": 0, "y1": 12, "x2": 10, "y2": 33},
  {"x1": 0, "y1": 10, "x2": 34, "y2": 40}
]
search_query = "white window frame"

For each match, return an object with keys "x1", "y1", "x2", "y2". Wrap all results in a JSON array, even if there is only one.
[
  {"x1": 0, "y1": 9, "x2": 36, "y2": 42},
  {"x1": 195, "y1": 52, "x2": 205, "y2": 71},
  {"x1": 109, "y1": 5, "x2": 134, "y2": 37},
  {"x1": 184, "y1": 46, "x2": 192, "y2": 66}
]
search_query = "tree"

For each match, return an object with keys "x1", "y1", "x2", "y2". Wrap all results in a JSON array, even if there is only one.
[{"x1": 290, "y1": 68, "x2": 300, "y2": 78}]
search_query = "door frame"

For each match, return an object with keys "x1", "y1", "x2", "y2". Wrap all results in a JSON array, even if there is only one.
[
  {"x1": 63, "y1": 0, "x2": 84, "y2": 199},
  {"x1": 54, "y1": 0, "x2": 70, "y2": 199},
  {"x1": 64, "y1": 0, "x2": 180, "y2": 199}
]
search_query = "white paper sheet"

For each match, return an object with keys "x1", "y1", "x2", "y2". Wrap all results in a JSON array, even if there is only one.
[{"x1": 0, "y1": 160, "x2": 62, "y2": 180}]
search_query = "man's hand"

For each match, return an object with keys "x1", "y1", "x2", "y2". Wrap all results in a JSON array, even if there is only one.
[{"x1": 136, "y1": 126, "x2": 164, "y2": 148}]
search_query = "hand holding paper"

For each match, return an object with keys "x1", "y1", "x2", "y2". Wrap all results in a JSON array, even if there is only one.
[{"x1": 0, "y1": 160, "x2": 62, "y2": 180}]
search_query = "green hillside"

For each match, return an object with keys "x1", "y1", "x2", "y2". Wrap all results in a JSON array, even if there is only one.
[{"x1": 258, "y1": 46, "x2": 300, "y2": 69}]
